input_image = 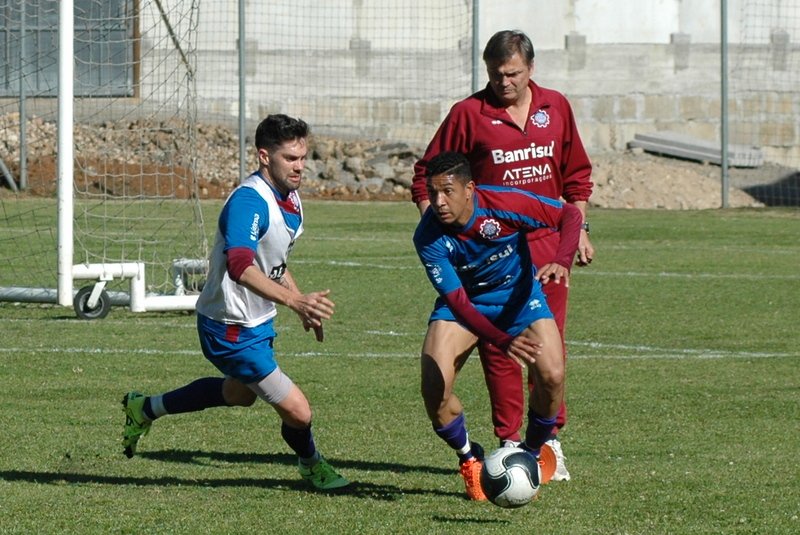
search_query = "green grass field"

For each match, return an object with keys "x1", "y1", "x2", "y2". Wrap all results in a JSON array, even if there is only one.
[{"x1": 1, "y1": 201, "x2": 798, "y2": 534}]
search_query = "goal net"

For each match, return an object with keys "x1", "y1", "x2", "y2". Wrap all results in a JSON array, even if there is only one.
[
  {"x1": 1, "y1": 0, "x2": 208, "y2": 315},
  {"x1": 0, "y1": 0, "x2": 473, "y2": 316},
  {"x1": 729, "y1": 0, "x2": 800, "y2": 206}
]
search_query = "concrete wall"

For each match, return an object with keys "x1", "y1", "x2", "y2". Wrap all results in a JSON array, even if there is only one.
[{"x1": 174, "y1": 0, "x2": 799, "y2": 164}]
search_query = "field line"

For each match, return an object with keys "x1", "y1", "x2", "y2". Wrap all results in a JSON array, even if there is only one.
[
  {"x1": 290, "y1": 259, "x2": 800, "y2": 280},
  {"x1": 0, "y1": 344, "x2": 794, "y2": 360}
]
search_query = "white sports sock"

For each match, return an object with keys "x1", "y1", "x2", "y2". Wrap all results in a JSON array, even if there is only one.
[{"x1": 148, "y1": 394, "x2": 167, "y2": 419}]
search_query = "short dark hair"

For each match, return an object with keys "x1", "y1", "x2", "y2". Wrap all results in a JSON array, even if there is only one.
[
  {"x1": 482, "y1": 30, "x2": 535, "y2": 65},
  {"x1": 426, "y1": 151, "x2": 472, "y2": 183},
  {"x1": 254, "y1": 114, "x2": 309, "y2": 151}
]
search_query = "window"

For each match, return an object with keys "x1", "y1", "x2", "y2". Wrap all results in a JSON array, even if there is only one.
[{"x1": 0, "y1": 0, "x2": 135, "y2": 97}]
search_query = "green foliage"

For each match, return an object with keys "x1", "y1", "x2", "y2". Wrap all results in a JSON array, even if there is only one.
[{"x1": 1, "y1": 203, "x2": 798, "y2": 534}]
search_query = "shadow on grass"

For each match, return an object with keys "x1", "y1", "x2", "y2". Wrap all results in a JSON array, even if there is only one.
[
  {"x1": 0, "y1": 449, "x2": 463, "y2": 501},
  {"x1": 0, "y1": 468, "x2": 462, "y2": 501},
  {"x1": 141, "y1": 448, "x2": 454, "y2": 476}
]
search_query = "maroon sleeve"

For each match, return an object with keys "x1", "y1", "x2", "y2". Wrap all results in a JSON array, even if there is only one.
[
  {"x1": 226, "y1": 247, "x2": 255, "y2": 282},
  {"x1": 558, "y1": 97, "x2": 594, "y2": 203},
  {"x1": 552, "y1": 203, "x2": 582, "y2": 268},
  {"x1": 441, "y1": 287, "x2": 514, "y2": 350}
]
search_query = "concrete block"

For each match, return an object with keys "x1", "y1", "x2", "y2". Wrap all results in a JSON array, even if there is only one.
[
  {"x1": 680, "y1": 95, "x2": 712, "y2": 120},
  {"x1": 683, "y1": 122, "x2": 718, "y2": 141},
  {"x1": 374, "y1": 99, "x2": 400, "y2": 122},
  {"x1": 760, "y1": 122, "x2": 795, "y2": 145},
  {"x1": 569, "y1": 97, "x2": 593, "y2": 121},
  {"x1": 399, "y1": 101, "x2": 418, "y2": 123},
  {"x1": 764, "y1": 92, "x2": 795, "y2": 115},
  {"x1": 644, "y1": 95, "x2": 677, "y2": 121},
  {"x1": 616, "y1": 96, "x2": 639, "y2": 121},
  {"x1": 350, "y1": 37, "x2": 371, "y2": 77},
  {"x1": 418, "y1": 101, "x2": 446, "y2": 124},
  {"x1": 770, "y1": 29, "x2": 790, "y2": 71},
  {"x1": 670, "y1": 33, "x2": 691, "y2": 71},
  {"x1": 592, "y1": 96, "x2": 616, "y2": 121},
  {"x1": 565, "y1": 32, "x2": 586, "y2": 71}
]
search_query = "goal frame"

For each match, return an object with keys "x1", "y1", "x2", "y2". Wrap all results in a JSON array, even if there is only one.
[{"x1": 52, "y1": 0, "x2": 198, "y2": 315}]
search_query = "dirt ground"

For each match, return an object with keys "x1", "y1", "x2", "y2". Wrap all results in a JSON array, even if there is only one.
[{"x1": 585, "y1": 149, "x2": 781, "y2": 209}]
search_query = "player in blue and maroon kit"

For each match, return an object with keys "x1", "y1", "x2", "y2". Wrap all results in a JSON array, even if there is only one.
[
  {"x1": 413, "y1": 151, "x2": 581, "y2": 501},
  {"x1": 412, "y1": 30, "x2": 595, "y2": 481}
]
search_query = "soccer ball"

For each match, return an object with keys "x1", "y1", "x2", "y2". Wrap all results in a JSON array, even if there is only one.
[{"x1": 480, "y1": 447, "x2": 541, "y2": 508}]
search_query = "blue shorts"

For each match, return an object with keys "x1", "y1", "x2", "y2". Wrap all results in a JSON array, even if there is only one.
[
  {"x1": 429, "y1": 287, "x2": 553, "y2": 337},
  {"x1": 197, "y1": 314, "x2": 278, "y2": 384}
]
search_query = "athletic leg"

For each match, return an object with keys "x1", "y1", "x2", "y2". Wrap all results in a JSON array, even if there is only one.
[
  {"x1": 142, "y1": 376, "x2": 254, "y2": 421},
  {"x1": 478, "y1": 341, "x2": 525, "y2": 444},
  {"x1": 420, "y1": 320, "x2": 486, "y2": 500},
  {"x1": 528, "y1": 233, "x2": 569, "y2": 431},
  {"x1": 122, "y1": 376, "x2": 248, "y2": 458},
  {"x1": 515, "y1": 317, "x2": 564, "y2": 484},
  {"x1": 538, "y1": 280, "x2": 569, "y2": 430},
  {"x1": 248, "y1": 368, "x2": 349, "y2": 490}
]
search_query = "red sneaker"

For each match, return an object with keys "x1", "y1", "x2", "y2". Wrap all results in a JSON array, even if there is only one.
[
  {"x1": 459, "y1": 458, "x2": 488, "y2": 501},
  {"x1": 537, "y1": 442, "x2": 557, "y2": 484}
]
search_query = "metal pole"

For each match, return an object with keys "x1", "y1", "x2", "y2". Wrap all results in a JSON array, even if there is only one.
[
  {"x1": 19, "y1": 1, "x2": 27, "y2": 189},
  {"x1": 238, "y1": 0, "x2": 246, "y2": 182},
  {"x1": 471, "y1": 0, "x2": 480, "y2": 93},
  {"x1": 57, "y1": 0, "x2": 75, "y2": 306},
  {"x1": 720, "y1": 0, "x2": 730, "y2": 208}
]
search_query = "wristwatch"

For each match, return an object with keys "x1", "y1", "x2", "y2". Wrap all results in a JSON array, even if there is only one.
[{"x1": 581, "y1": 221, "x2": 590, "y2": 232}]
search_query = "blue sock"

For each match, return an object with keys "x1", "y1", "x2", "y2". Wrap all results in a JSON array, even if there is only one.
[
  {"x1": 524, "y1": 410, "x2": 557, "y2": 456},
  {"x1": 434, "y1": 412, "x2": 474, "y2": 463},
  {"x1": 145, "y1": 377, "x2": 227, "y2": 419},
  {"x1": 282, "y1": 422, "x2": 317, "y2": 461}
]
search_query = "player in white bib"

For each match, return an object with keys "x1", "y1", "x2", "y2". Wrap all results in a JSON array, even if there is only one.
[{"x1": 121, "y1": 114, "x2": 349, "y2": 491}]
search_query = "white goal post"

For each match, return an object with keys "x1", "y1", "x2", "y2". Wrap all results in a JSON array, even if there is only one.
[
  {"x1": 0, "y1": 0, "x2": 209, "y2": 318},
  {"x1": 51, "y1": 0, "x2": 200, "y2": 316}
]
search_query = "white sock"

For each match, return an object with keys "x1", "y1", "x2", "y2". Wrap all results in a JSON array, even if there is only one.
[{"x1": 148, "y1": 394, "x2": 167, "y2": 419}]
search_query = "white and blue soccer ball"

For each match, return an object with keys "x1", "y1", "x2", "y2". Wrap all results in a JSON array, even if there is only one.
[{"x1": 480, "y1": 447, "x2": 541, "y2": 508}]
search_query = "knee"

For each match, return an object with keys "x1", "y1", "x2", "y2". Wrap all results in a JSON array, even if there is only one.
[
  {"x1": 222, "y1": 380, "x2": 258, "y2": 407},
  {"x1": 283, "y1": 405, "x2": 312, "y2": 428},
  {"x1": 538, "y1": 364, "x2": 565, "y2": 392}
]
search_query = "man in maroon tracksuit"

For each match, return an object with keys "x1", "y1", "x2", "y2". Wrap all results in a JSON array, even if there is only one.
[{"x1": 411, "y1": 30, "x2": 594, "y2": 482}]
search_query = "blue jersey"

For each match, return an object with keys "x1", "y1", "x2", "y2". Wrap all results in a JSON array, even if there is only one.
[{"x1": 413, "y1": 185, "x2": 575, "y2": 346}]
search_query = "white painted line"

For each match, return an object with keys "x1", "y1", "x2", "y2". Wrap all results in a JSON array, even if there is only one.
[
  {"x1": 577, "y1": 270, "x2": 800, "y2": 281},
  {"x1": 0, "y1": 345, "x2": 794, "y2": 360},
  {"x1": 289, "y1": 260, "x2": 800, "y2": 280}
]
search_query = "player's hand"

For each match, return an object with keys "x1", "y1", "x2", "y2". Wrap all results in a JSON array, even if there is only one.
[
  {"x1": 293, "y1": 289, "x2": 335, "y2": 327},
  {"x1": 506, "y1": 335, "x2": 542, "y2": 367},
  {"x1": 576, "y1": 231, "x2": 594, "y2": 267},
  {"x1": 534, "y1": 263, "x2": 570, "y2": 287},
  {"x1": 302, "y1": 319, "x2": 325, "y2": 342}
]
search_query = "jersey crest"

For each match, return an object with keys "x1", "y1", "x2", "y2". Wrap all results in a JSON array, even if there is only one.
[
  {"x1": 531, "y1": 109, "x2": 550, "y2": 128},
  {"x1": 479, "y1": 218, "x2": 502, "y2": 239}
]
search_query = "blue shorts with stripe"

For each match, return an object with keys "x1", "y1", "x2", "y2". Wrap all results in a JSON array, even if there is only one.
[
  {"x1": 197, "y1": 314, "x2": 277, "y2": 384},
  {"x1": 429, "y1": 287, "x2": 553, "y2": 337}
]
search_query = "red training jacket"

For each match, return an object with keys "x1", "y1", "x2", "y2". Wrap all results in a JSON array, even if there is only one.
[{"x1": 412, "y1": 79, "x2": 593, "y2": 245}]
